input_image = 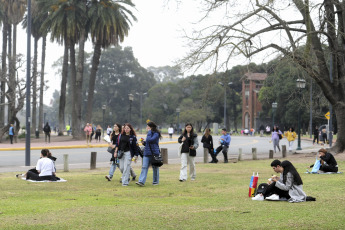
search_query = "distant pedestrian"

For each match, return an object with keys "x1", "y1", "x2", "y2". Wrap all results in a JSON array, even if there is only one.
[
  {"x1": 9, "y1": 124, "x2": 14, "y2": 144},
  {"x1": 95, "y1": 125, "x2": 102, "y2": 142},
  {"x1": 43, "y1": 122, "x2": 51, "y2": 143},
  {"x1": 271, "y1": 126, "x2": 282, "y2": 153},
  {"x1": 168, "y1": 125, "x2": 174, "y2": 140},
  {"x1": 66, "y1": 125, "x2": 71, "y2": 135},
  {"x1": 106, "y1": 125, "x2": 112, "y2": 136},
  {"x1": 178, "y1": 123, "x2": 199, "y2": 182},
  {"x1": 321, "y1": 127, "x2": 327, "y2": 145},
  {"x1": 201, "y1": 128, "x2": 216, "y2": 163},
  {"x1": 313, "y1": 126, "x2": 319, "y2": 145},
  {"x1": 285, "y1": 127, "x2": 296, "y2": 152},
  {"x1": 84, "y1": 123, "x2": 92, "y2": 145},
  {"x1": 105, "y1": 123, "x2": 122, "y2": 182}
]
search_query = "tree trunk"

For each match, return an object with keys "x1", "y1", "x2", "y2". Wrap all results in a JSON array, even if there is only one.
[
  {"x1": 69, "y1": 42, "x2": 76, "y2": 136},
  {"x1": 8, "y1": 24, "x2": 17, "y2": 125},
  {"x1": 58, "y1": 39, "x2": 69, "y2": 136},
  {"x1": 31, "y1": 37, "x2": 38, "y2": 134},
  {"x1": 85, "y1": 41, "x2": 102, "y2": 123},
  {"x1": 73, "y1": 29, "x2": 86, "y2": 140},
  {"x1": 38, "y1": 36, "x2": 46, "y2": 132},
  {"x1": 0, "y1": 21, "x2": 8, "y2": 127}
]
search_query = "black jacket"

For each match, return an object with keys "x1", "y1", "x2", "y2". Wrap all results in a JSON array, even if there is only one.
[
  {"x1": 320, "y1": 152, "x2": 338, "y2": 167},
  {"x1": 201, "y1": 135, "x2": 213, "y2": 149}
]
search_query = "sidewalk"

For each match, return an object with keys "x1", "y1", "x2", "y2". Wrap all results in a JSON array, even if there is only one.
[{"x1": 0, "y1": 134, "x2": 177, "y2": 151}]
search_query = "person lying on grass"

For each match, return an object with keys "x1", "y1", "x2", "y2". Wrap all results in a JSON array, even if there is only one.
[{"x1": 252, "y1": 160, "x2": 307, "y2": 203}]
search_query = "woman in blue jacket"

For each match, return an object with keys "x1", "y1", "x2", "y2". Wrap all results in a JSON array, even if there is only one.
[
  {"x1": 115, "y1": 123, "x2": 139, "y2": 186},
  {"x1": 136, "y1": 121, "x2": 162, "y2": 186}
]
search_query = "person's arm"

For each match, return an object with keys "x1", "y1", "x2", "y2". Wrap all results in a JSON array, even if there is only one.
[
  {"x1": 201, "y1": 135, "x2": 205, "y2": 143},
  {"x1": 210, "y1": 135, "x2": 214, "y2": 150},
  {"x1": 132, "y1": 136, "x2": 139, "y2": 157},
  {"x1": 320, "y1": 153, "x2": 331, "y2": 162},
  {"x1": 146, "y1": 131, "x2": 159, "y2": 144},
  {"x1": 178, "y1": 135, "x2": 184, "y2": 143},
  {"x1": 275, "y1": 173, "x2": 293, "y2": 191},
  {"x1": 191, "y1": 135, "x2": 199, "y2": 150}
]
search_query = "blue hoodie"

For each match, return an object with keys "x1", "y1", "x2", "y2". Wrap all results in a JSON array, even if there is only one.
[{"x1": 220, "y1": 133, "x2": 231, "y2": 146}]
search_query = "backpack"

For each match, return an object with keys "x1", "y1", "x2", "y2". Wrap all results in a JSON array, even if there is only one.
[
  {"x1": 255, "y1": 183, "x2": 268, "y2": 196},
  {"x1": 43, "y1": 126, "x2": 50, "y2": 132}
]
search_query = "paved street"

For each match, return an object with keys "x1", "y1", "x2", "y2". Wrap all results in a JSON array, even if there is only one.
[{"x1": 0, "y1": 134, "x2": 320, "y2": 173}]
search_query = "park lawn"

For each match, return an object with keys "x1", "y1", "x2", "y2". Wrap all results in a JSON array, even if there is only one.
[{"x1": 0, "y1": 159, "x2": 344, "y2": 230}]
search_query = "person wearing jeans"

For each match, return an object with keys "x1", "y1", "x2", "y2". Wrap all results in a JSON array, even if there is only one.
[
  {"x1": 178, "y1": 123, "x2": 199, "y2": 182},
  {"x1": 136, "y1": 121, "x2": 161, "y2": 186}
]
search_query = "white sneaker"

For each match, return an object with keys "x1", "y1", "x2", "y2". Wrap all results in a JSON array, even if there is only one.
[
  {"x1": 252, "y1": 194, "x2": 264, "y2": 201},
  {"x1": 265, "y1": 194, "x2": 279, "y2": 201}
]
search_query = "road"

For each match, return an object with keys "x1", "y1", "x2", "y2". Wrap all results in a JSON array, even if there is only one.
[{"x1": 0, "y1": 135, "x2": 314, "y2": 173}]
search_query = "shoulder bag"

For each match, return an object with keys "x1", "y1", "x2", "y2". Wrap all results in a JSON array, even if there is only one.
[
  {"x1": 107, "y1": 146, "x2": 115, "y2": 154},
  {"x1": 149, "y1": 143, "x2": 163, "y2": 167}
]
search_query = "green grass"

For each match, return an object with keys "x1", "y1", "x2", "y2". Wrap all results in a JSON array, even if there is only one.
[{"x1": 0, "y1": 159, "x2": 344, "y2": 230}]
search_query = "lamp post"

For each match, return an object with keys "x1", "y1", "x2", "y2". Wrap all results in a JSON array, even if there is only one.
[
  {"x1": 296, "y1": 79, "x2": 306, "y2": 150},
  {"x1": 176, "y1": 108, "x2": 180, "y2": 134},
  {"x1": 128, "y1": 93, "x2": 134, "y2": 123},
  {"x1": 218, "y1": 81, "x2": 233, "y2": 130},
  {"x1": 272, "y1": 102, "x2": 277, "y2": 128},
  {"x1": 102, "y1": 105, "x2": 106, "y2": 137},
  {"x1": 136, "y1": 92, "x2": 147, "y2": 134}
]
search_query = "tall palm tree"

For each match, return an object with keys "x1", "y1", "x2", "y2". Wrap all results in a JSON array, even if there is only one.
[
  {"x1": 37, "y1": 0, "x2": 87, "y2": 135},
  {"x1": 85, "y1": 0, "x2": 136, "y2": 123},
  {"x1": 0, "y1": 1, "x2": 8, "y2": 127}
]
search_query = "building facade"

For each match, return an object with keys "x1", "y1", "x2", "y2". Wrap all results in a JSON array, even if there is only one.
[{"x1": 242, "y1": 72, "x2": 267, "y2": 130}]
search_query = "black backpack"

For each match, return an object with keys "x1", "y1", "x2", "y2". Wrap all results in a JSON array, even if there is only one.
[
  {"x1": 255, "y1": 183, "x2": 268, "y2": 196},
  {"x1": 43, "y1": 125, "x2": 50, "y2": 132}
]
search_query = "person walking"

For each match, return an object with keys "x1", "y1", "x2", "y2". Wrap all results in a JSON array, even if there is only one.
[
  {"x1": 178, "y1": 123, "x2": 199, "y2": 182},
  {"x1": 136, "y1": 121, "x2": 162, "y2": 186},
  {"x1": 105, "y1": 124, "x2": 122, "y2": 181},
  {"x1": 168, "y1": 125, "x2": 174, "y2": 140},
  {"x1": 95, "y1": 125, "x2": 102, "y2": 142},
  {"x1": 201, "y1": 128, "x2": 216, "y2": 163},
  {"x1": 285, "y1": 127, "x2": 296, "y2": 152},
  {"x1": 8, "y1": 124, "x2": 14, "y2": 144},
  {"x1": 213, "y1": 128, "x2": 231, "y2": 163},
  {"x1": 271, "y1": 126, "x2": 282, "y2": 153},
  {"x1": 43, "y1": 122, "x2": 51, "y2": 143},
  {"x1": 313, "y1": 126, "x2": 319, "y2": 145},
  {"x1": 115, "y1": 123, "x2": 139, "y2": 186},
  {"x1": 321, "y1": 127, "x2": 327, "y2": 145},
  {"x1": 106, "y1": 125, "x2": 112, "y2": 136},
  {"x1": 84, "y1": 123, "x2": 92, "y2": 145}
]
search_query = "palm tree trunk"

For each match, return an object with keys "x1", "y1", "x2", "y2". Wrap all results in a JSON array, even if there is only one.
[
  {"x1": 70, "y1": 42, "x2": 76, "y2": 136},
  {"x1": 8, "y1": 24, "x2": 17, "y2": 125},
  {"x1": 31, "y1": 37, "x2": 38, "y2": 134},
  {"x1": 85, "y1": 41, "x2": 102, "y2": 123},
  {"x1": 74, "y1": 29, "x2": 86, "y2": 139},
  {"x1": 58, "y1": 38, "x2": 69, "y2": 136},
  {"x1": 0, "y1": 21, "x2": 8, "y2": 127},
  {"x1": 38, "y1": 36, "x2": 46, "y2": 132}
]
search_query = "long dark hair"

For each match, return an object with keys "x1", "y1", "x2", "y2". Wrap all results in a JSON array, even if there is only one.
[
  {"x1": 147, "y1": 121, "x2": 162, "y2": 139},
  {"x1": 112, "y1": 123, "x2": 122, "y2": 137},
  {"x1": 123, "y1": 123, "x2": 136, "y2": 136},
  {"x1": 281, "y1": 160, "x2": 303, "y2": 185},
  {"x1": 182, "y1": 123, "x2": 195, "y2": 137}
]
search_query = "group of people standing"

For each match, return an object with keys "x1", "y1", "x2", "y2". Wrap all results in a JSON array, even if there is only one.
[{"x1": 83, "y1": 123, "x2": 103, "y2": 144}]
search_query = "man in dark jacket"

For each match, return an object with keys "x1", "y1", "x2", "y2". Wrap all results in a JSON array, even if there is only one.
[{"x1": 43, "y1": 122, "x2": 51, "y2": 143}]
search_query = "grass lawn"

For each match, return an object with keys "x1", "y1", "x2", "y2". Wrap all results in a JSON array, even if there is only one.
[{"x1": 0, "y1": 158, "x2": 344, "y2": 230}]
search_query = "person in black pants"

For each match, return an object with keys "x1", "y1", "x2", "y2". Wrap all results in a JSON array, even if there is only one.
[
  {"x1": 318, "y1": 148, "x2": 338, "y2": 172},
  {"x1": 313, "y1": 126, "x2": 319, "y2": 145},
  {"x1": 201, "y1": 128, "x2": 216, "y2": 163}
]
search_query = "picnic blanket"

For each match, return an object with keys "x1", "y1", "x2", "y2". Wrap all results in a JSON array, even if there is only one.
[
  {"x1": 21, "y1": 177, "x2": 67, "y2": 182},
  {"x1": 305, "y1": 170, "x2": 343, "y2": 174}
]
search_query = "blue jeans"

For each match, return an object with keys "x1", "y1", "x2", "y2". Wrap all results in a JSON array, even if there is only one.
[
  {"x1": 138, "y1": 156, "x2": 159, "y2": 185},
  {"x1": 108, "y1": 161, "x2": 118, "y2": 178}
]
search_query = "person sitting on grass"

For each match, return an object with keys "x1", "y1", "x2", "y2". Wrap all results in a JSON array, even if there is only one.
[
  {"x1": 25, "y1": 149, "x2": 58, "y2": 181},
  {"x1": 318, "y1": 148, "x2": 338, "y2": 173},
  {"x1": 252, "y1": 160, "x2": 306, "y2": 203}
]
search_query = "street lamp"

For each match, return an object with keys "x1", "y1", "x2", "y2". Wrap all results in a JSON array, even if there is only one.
[
  {"x1": 102, "y1": 105, "x2": 106, "y2": 137},
  {"x1": 136, "y1": 92, "x2": 147, "y2": 134},
  {"x1": 176, "y1": 108, "x2": 180, "y2": 134},
  {"x1": 272, "y1": 102, "x2": 277, "y2": 128},
  {"x1": 128, "y1": 93, "x2": 134, "y2": 123},
  {"x1": 296, "y1": 79, "x2": 306, "y2": 150},
  {"x1": 218, "y1": 81, "x2": 233, "y2": 130}
]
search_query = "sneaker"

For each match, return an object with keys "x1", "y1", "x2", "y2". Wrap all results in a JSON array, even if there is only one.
[
  {"x1": 132, "y1": 176, "x2": 136, "y2": 181},
  {"x1": 105, "y1": 175, "x2": 112, "y2": 181},
  {"x1": 179, "y1": 179, "x2": 186, "y2": 182},
  {"x1": 136, "y1": 181, "x2": 144, "y2": 186},
  {"x1": 152, "y1": 183, "x2": 159, "y2": 186},
  {"x1": 252, "y1": 194, "x2": 264, "y2": 201},
  {"x1": 265, "y1": 194, "x2": 279, "y2": 201},
  {"x1": 122, "y1": 184, "x2": 128, "y2": 187}
]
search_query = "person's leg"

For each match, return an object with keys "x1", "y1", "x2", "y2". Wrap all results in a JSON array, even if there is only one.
[
  {"x1": 138, "y1": 156, "x2": 150, "y2": 184},
  {"x1": 320, "y1": 165, "x2": 338, "y2": 173},
  {"x1": 208, "y1": 148, "x2": 218, "y2": 163},
  {"x1": 48, "y1": 133, "x2": 50, "y2": 143},
  {"x1": 45, "y1": 133, "x2": 47, "y2": 143},
  {"x1": 121, "y1": 151, "x2": 131, "y2": 186},
  {"x1": 222, "y1": 146, "x2": 229, "y2": 163},
  {"x1": 179, "y1": 153, "x2": 188, "y2": 181},
  {"x1": 130, "y1": 167, "x2": 137, "y2": 180},
  {"x1": 108, "y1": 161, "x2": 117, "y2": 179},
  {"x1": 215, "y1": 146, "x2": 223, "y2": 156},
  {"x1": 277, "y1": 140, "x2": 281, "y2": 151},
  {"x1": 26, "y1": 171, "x2": 40, "y2": 180},
  {"x1": 188, "y1": 155, "x2": 196, "y2": 180},
  {"x1": 152, "y1": 165, "x2": 159, "y2": 185},
  {"x1": 273, "y1": 139, "x2": 277, "y2": 153},
  {"x1": 262, "y1": 182, "x2": 289, "y2": 199},
  {"x1": 10, "y1": 135, "x2": 13, "y2": 144}
]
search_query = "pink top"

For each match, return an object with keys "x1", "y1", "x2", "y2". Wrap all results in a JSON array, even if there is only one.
[{"x1": 84, "y1": 126, "x2": 92, "y2": 135}]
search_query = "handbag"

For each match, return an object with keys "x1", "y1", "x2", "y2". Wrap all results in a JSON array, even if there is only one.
[
  {"x1": 107, "y1": 146, "x2": 115, "y2": 154},
  {"x1": 117, "y1": 150, "x2": 124, "y2": 159},
  {"x1": 177, "y1": 143, "x2": 183, "y2": 157},
  {"x1": 149, "y1": 144, "x2": 163, "y2": 167}
]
